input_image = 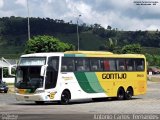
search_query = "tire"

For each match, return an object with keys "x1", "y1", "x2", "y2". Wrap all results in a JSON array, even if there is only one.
[
  {"x1": 125, "y1": 87, "x2": 133, "y2": 100},
  {"x1": 4, "y1": 90, "x2": 8, "y2": 93},
  {"x1": 60, "y1": 90, "x2": 70, "y2": 105},
  {"x1": 35, "y1": 101, "x2": 44, "y2": 105},
  {"x1": 117, "y1": 88, "x2": 125, "y2": 100}
]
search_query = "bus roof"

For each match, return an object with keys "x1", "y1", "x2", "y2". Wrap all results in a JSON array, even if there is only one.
[
  {"x1": 64, "y1": 51, "x2": 145, "y2": 58},
  {"x1": 65, "y1": 51, "x2": 113, "y2": 55},
  {"x1": 21, "y1": 52, "x2": 64, "y2": 57},
  {"x1": 21, "y1": 51, "x2": 145, "y2": 59}
]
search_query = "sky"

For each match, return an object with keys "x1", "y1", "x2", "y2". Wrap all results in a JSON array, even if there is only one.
[{"x1": 0, "y1": 0, "x2": 160, "y2": 31}]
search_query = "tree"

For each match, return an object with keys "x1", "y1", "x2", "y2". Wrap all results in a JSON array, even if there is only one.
[
  {"x1": 121, "y1": 44, "x2": 142, "y2": 54},
  {"x1": 25, "y1": 35, "x2": 75, "y2": 53},
  {"x1": 107, "y1": 25, "x2": 112, "y2": 30}
]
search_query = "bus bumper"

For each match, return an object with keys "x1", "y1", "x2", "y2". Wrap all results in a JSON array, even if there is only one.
[{"x1": 15, "y1": 93, "x2": 56, "y2": 102}]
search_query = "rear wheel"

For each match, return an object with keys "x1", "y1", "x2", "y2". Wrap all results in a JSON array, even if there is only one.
[
  {"x1": 60, "y1": 90, "x2": 70, "y2": 105},
  {"x1": 125, "y1": 87, "x2": 133, "y2": 100},
  {"x1": 117, "y1": 88, "x2": 125, "y2": 100}
]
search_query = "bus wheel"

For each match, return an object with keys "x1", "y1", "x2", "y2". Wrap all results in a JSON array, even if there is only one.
[
  {"x1": 117, "y1": 88, "x2": 125, "y2": 100},
  {"x1": 35, "y1": 101, "x2": 44, "y2": 105},
  {"x1": 125, "y1": 87, "x2": 133, "y2": 100},
  {"x1": 60, "y1": 90, "x2": 70, "y2": 105}
]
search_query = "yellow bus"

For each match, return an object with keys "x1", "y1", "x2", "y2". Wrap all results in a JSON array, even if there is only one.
[{"x1": 14, "y1": 51, "x2": 147, "y2": 104}]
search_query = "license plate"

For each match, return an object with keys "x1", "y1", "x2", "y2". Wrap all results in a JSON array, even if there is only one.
[{"x1": 24, "y1": 96, "x2": 29, "y2": 99}]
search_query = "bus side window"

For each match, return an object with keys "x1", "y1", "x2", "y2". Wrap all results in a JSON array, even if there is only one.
[
  {"x1": 126, "y1": 59, "x2": 134, "y2": 71},
  {"x1": 61, "y1": 57, "x2": 75, "y2": 72},
  {"x1": 104, "y1": 59, "x2": 116, "y2": 71},
  {"x1": 90, "y1": 59, "x2": 103, "y2": 71},
  {"x1": 76, "y1": 58, "x2": 90, "y2": 71},
  {"x1": 136, "y1": 59, "x2": 144, "y2": 71},
  {"x1": 104, "y1": 60, "x2": 110, "y2": 71},
  {"x1": 117, "y1": 59, "x2": 126, "y2": 71}
]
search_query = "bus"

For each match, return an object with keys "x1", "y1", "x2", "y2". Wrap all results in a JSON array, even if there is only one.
[{"x1": 13, "y1": 51, "x2": 147, "y2": 104}]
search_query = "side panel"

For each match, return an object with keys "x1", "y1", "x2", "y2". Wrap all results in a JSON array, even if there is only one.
[
  {"x1": 74, "y1": 72, "x2": 104, "y2": 93},
  {"x1": 57, "y1": 71, "x2": 147, "y2": 100},
  {"x1": 57, "y1": 72, "x2": 107, "y2": 100},
  {"x1": 96, "y1": 72, "x2": 147, "y2": 97}
]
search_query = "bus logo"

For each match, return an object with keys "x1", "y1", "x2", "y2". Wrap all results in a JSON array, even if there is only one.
[{"x1": 102, "y1": 73, "x2": 127, "y2": 80}]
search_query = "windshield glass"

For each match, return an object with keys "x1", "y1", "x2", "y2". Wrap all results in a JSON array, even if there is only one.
[{"x1": 15, "y1": 66, "x2": 44, "y2": 92}]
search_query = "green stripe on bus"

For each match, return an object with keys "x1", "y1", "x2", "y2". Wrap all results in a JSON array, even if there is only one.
[
  {"x1": 64, "y1": 54, "x2": 85, "y2": 57},
  {"x1": 64, "y1": 54, "x2": 75, "y2": 57},
  {"x1": 75, "y1": 54, "x2": 86, "y2": 57},
  {"x1": 74, "y1": 72, "x2": 96, "y2": 93},
  {"x1": 85, "y1": 72, "x2": 104, "y2": 93}
]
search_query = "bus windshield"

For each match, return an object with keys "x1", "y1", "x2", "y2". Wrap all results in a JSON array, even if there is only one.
[{"x1": 15, "y1": 66, "x2": 43, "y2": 91}]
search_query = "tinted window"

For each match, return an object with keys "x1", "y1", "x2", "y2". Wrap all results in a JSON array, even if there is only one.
[
  {"x1": 90, "y1": 58, "x2": 103, "y2": 71},
  {"x1": 45, "y1": 57, "x2": 59, "y2": 89},
  {"x1": 116, "y1": 59, "x2": 126, "y2": 71},
  {"x1": 135, "y1": 59, "x2": 144, "y2": 71},
  {"x1": 61, "y1": 57, "x2": 75, "y2": 72},
  {"x1": 76, "y1": 58, "x2": 90, "y2": 71},
  {"x1": 126, "y1": 59, "x2": 135, "y2": 71},
  {"x1": 104, "y1": 59, "x2": 116, "y2": 71}
]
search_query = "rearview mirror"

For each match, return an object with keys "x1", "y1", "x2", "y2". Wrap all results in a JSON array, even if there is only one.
[
  {"x1": 8, "y1": 65, "x2": 17, "y2": 76},
  {"x1": 40, "y1": 65, "x2": 46, "y2": 76}
]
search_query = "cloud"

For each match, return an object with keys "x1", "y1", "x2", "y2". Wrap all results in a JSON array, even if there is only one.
[
  {"x1": 15, "y1": 0, "x2": 27, "y2": 7},
  {"x1": 0, "y1": 0, "x2": 160, "y2": 31},
  {"x1": 0, "y1": 0, "x2": 4, "y2": 8},
  {"x1": 147, "y1": 25, "x2": 160, "y2": 31}
]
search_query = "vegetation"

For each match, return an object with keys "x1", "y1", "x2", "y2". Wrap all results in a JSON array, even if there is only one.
[
  {"x1": 25, "y1": 35, "x2": 75, "y2": 53},
  {"x1": 0, "y1": 16, "x2": 160, "y2": 66},
  {"x1": 121, "y1": 44, "x2": 142, "y2": 54}
]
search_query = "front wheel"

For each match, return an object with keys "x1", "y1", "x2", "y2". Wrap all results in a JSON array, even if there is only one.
[
  {"x1": 4, "y1": 90, "x2": 8, "y2": 93},
  {"x1": 60, "y1": 90, "x2": 70, "y2": 105}
]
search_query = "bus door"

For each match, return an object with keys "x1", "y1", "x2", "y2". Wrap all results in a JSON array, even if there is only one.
[{"x1": 45, "y1": 57, "x2": 59, "y2": 90}]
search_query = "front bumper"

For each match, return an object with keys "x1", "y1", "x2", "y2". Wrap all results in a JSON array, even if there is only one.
[
  {"x1": 15, "y1": 92, "x2": 58, "y2": 102},
  {"x1": 0, "y1": 87, "x2": 8, "y2": 92},
  {"x1": 15, "y1": 93, "x2": 48, "y2": 101}
]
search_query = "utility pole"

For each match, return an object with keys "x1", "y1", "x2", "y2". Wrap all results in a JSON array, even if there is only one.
[
  {"x1": 77, "y1": 15, "x2": 81, "y2": 51},
  {"x1": 27, "y1": 0, "x2": 31, "y2": 40}
]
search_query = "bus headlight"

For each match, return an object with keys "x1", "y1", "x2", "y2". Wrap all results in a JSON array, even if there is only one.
[{"x1": 15, "y1": 88, "x2": 19, "y2": 93}]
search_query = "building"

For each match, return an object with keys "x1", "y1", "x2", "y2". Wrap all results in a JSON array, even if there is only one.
[{"x1": 0, "y1": 58, "x2": 17, "y2": 83}]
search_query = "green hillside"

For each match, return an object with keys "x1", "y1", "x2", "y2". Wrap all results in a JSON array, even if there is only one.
[{"x1": 0, "y1": 16, "x2": 160, "y2": 58}]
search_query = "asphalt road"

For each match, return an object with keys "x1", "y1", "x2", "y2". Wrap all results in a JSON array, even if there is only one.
[{"x1": 0, "y1": 81, "x2": 160, "y2": 120}]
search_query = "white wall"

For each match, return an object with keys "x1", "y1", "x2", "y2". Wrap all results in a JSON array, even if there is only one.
[{"x1": 3, "y1": 77, "x2": 15, "y2": 83}]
